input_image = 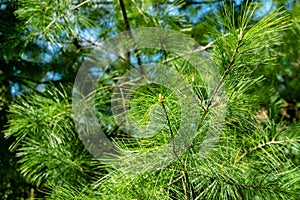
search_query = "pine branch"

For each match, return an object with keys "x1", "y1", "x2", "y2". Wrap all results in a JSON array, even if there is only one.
[
  {"x1": 237, "y1": 138, "x2": 300, "y2": 162},
  {"x1": 131, "y1": 0, "x2": 149, "y2": 23},
  {"x1": 79, "y1": 35, "x2": 137, "y2": 69},
  {"x1": 162, "y1": 40, "x2": 214, "y2": 64},
  {"x1": 36, "y1": 0, "x2": 91, "y2": 35},
  {"x1": 191, "y1": 170, "x2": 297, "y2": 198},
  {"x1": 118, "y1": 0, "x2": 143, "y2": 67},
  {"x1": 205, "y1": 30, "x2": 243, "y2": 111},
  {"x1": 159, "y1": 94, "x2": 195, "y2": 199},
  {"x1": 42, "y1": 149, "x2": 101, "y2": 176},
  {"x1": 195, "y1": 180, "x2": 216, "y2": 200},
  {"x1": 167, "y1": 174, "x2": 184, "y2": 186},
  {"x1": 119, "y1": 0, "x2": 131, "y2": 32},
  {"x1": 162, "y1": 32, "x2": 231, "y2": 64}
]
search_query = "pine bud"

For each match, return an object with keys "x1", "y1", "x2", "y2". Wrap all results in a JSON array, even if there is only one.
[{"x1": 158, "y1": 93, "x2": 164, "y2": 102}]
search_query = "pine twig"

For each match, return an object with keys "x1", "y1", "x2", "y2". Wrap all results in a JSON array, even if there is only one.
[
  {"x1": 37, "y1": 0, "x2": 91, "y2": 35},
  {"x1": 237, "y1": 138, "x2": 300, "y2": 162},
  {"x1": 159, "y1": 94, "x2": 195, "y2": 199},
  {"x1": 118, "y1": 0, "x2": 143, "y2": 67},
  {"x1": 192, "y1": 171, "x2": 295, "y2": 198},
  {"x1": 205, "y1": 30, "x2": 243, "y2": 111}
]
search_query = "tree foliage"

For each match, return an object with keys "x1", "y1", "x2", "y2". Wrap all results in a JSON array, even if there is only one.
[{"x1": 1, "y1": 0, "x2": 300, "y2": 199}]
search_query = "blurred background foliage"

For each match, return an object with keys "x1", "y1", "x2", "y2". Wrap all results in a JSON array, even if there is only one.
[{"x1": 0, "y1": 0, "x2": 299, "y2": 199}]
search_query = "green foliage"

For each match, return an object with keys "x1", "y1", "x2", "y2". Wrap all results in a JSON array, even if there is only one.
[
  {"x1": 258, "y1": 3, "x2": 300, "y2": 122},
  {"x1": 2, "y1": 0, "x2": 300, "y2": 199},
  {"x1": 5, "y1": 85, "x2": 104, "y2": 188},
  {"x1": 14, "y1": 0, "x2": 93, "y2": 45}
]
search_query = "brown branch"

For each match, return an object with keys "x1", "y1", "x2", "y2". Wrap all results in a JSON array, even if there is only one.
[
  {"x1": 119, "y1": 0, "x2": 131, "y2": 32},
  {"x1": 159, "y1": 94, "x2": 194, "y2": 199},
  {"x1": 118, "y1": 0, "x2": 143, "y2": 67},
  {"x1": 205, "y1": 30, "x2": 243, "y2": 111}
]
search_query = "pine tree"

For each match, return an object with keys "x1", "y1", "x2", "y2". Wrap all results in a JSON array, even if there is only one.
[{"x1": 3, "y1": 0, "x2": 300, "y2": 199}]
